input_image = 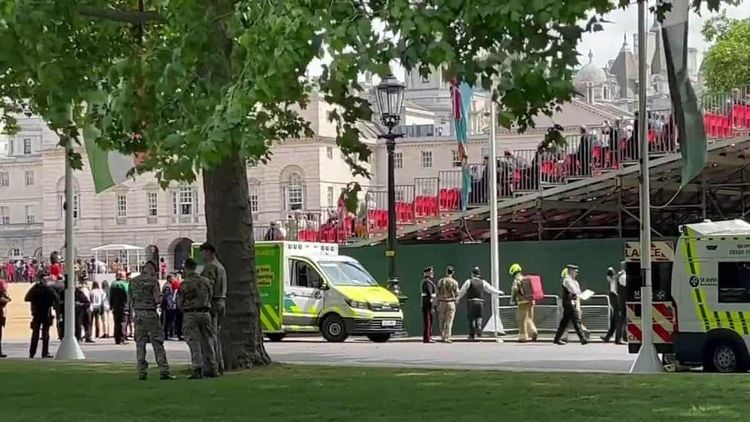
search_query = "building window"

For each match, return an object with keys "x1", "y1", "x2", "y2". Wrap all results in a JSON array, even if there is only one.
[
  {"x1": 248, "y1": 182, "x2": 260, "y2": 215},
  {"x1": 394, "y1": 152, "x2": 403, "y2": 169},
  {"x1": 395, "y1": 189, "x2": 405, "y2": 202},
  {"x1": 23, "y1": 138, "x2": 32, "y2": 154},
  {"x1": 116, "y1": 194, "x2": 127, "y2": 218},
  {"x1": 0, "y1": 172, "x2": 8, "y2": 187},
  {"x1": 25, "y1": 170, "x2": 34, "y2": 186},
  {"x1": 451, "y1": 150, "x2": 461, "y2": 167},
  {"x1": 73, "y1": 195, "x2": 79, "y2": 219},
  {"x1": 421, "y1": 150, "x2": 433, "y2": 168},
  {"x1": 718, "y1": 262, "x2": 750, "y2": 303},
  {"x1": 286, "y1": 173, "x2": 304, "y2": 211},
  {"x1": 326, "y1": 146, "x2": 333, "y2": 159},
  {"x1": 25, "y1": 205, "x2": 34, "y2": 224},
  {"x1": 147, "y1": 192, "x2": 158, "y2": 217},
  {"x1": 0, "y1": 206, "x2": 9, "y2": 225},
  {"x1": 9, "y1": 248, "x2": 21, "y2": 258},
  {"x1": 178, "y1": 187, "x2": 194, "y2": 215},
  {"x1": 327, "y1": 186, "x2": 334, "y2": 207}
]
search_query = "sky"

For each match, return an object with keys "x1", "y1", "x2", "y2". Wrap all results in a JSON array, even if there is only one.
[{"x1": 578, "y1": 0, "x2": 750, "y2": 68}]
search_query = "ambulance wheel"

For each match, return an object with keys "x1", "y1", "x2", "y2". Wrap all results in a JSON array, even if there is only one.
[
  {"x1": 321, "y1": 315, "x2": 348, "y2": 343},
  {"x1": 705, "y1": 341, "x2": 746, "y2": 373},
  {"x1": 266, "y1": 333, "x2": 286, "y2": 342},
  {"x1": 367, "y1": 333, "x2": 392, "y2": 343}
]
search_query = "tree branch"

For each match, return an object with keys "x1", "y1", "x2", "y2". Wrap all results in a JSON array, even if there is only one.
[{"x1": 78, "y1": 6, "x2": 164, "y2": 25}]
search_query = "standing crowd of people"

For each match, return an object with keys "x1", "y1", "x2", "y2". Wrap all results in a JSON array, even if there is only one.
[{"x1": 0, "y1": 243, "x2": 228, "y2": 380}]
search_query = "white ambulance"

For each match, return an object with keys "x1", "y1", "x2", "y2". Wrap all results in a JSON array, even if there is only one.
[{"x1": 627, "y1": 219, "x2": 750, "y2": 373}]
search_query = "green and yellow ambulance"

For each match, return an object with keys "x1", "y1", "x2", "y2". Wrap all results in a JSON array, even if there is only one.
[
  {"x1": 626, "y1": 219, "x2": 750, "y2": 373},
  {"x1": 193, "y1": 241, "x2": 403, "y2": 342}
]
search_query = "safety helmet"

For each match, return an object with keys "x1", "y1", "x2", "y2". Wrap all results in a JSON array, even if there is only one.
[{"x1": 509, "y1": 263, "x2": 522, "y2": 275}]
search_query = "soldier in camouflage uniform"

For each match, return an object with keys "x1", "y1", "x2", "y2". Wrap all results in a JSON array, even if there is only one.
[
  {"x1": 129, "y1": 261, "x2": 175, "y2": 380},
  {"x1": 199, "y1": 242, "x2": 227, "y2": 375},
  {"x1": 179, "y1": 258, "x2": 218, "y2": 379}
]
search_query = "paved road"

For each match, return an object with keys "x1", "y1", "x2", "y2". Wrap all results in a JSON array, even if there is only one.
[{"x1": 1, "y1": 336, "x2": 635, "y2": 373}]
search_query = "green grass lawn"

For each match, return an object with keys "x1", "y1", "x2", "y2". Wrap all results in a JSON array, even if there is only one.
[{"x1": 1, "y1": 361, "x2": 749, "y2": 421}]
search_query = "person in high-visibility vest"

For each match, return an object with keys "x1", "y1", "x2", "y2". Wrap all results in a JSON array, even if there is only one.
[
  {"x1": 509, "y1": 264, "x2": 538, "y2": 342},
  {"x1": 554, "y1": 264, "x2": 589, "y2": 345},
  {"x1": 559, "y1": 266, "x2": 590, "y2": 343}
]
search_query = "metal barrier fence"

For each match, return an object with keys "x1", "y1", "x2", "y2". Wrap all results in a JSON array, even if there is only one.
[
  {"x1": 702, "y1": 86, "x2": 750, "y2": 139},
  {"x1": 511, "y1": 149, "x2": 541, "y2": 192},
  {"x1": 497, "y1": 293, "x2": 611, "y2": 336},
  {"x1": 395, "y1": 184, "x2": 416, "y2": 224},
  {"x1": 498, "y1": 294, "x2": 561, "y2": 334},
  {"x1": 366, "y1": 190, "x2": 388, "y2": 232},
  {"x1": 437, "y1": 169, "x2": 462, "y2": 211},
  {"x1": 646, "y1": 109, "x2": 678, "y2": 154},
  {"x1": 578, "y1": 294, "x2": 611, "y2": 333},
  {"x1": 414, "y1": 177, "x2": 439, "y2": 218}
]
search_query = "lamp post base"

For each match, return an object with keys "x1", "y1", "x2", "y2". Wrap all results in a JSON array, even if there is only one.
[
  {"x1": 629, "y1": 343, "x2": 663, "y2": 373},
  {"x1": 386, "y1": 276, "x2": 409, "y2": 338},
  {"x1": 55, "y1": 336, "x2": 86, "y2": 360}
]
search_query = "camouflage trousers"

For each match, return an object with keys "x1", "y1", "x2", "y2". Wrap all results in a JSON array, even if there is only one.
[
  {"x1": 134, "y1": 311, "x2": 171, "y2": 376},
  {"x1": 184, "y1": 311, "x2": 217, "y2": 373},
  {"x1": 208, "y1": 299, "x2": 225, "y2": 373}
]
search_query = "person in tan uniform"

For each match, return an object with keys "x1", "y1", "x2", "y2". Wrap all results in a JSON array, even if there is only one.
[
  {"x1": 435, "y1": 266, "x2": 459, "y2": 343},
  {"x1": 509, "y1": 264, "x2": 538, "y2": 342}
]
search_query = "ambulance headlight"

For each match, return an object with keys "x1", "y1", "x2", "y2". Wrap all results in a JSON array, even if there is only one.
[{"x1": 346, "y1": 299, "x2": 370, "y2": 310}]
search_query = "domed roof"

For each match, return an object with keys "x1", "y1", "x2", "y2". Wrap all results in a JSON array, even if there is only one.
[{"x1": 574, "y1": 50, "x2": 607, "y2": 87}]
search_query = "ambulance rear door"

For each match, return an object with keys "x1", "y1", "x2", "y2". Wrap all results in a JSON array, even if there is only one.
[{"x1": 625, "y1": 241, "x2": 676, "y2": 354}]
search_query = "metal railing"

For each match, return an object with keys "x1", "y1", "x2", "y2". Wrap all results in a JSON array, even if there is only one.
[
  {"x1": 497, "y1": 293, "x2": 611, "y2": 337},
  {"x1": 498, "y1": 294, "x2": 561, "y2": 334},
  {"x1": 414, "y1": 177, "x2": 439, "y2": 218},
  {"x1": 395, "y1": 184, "x2": 416, "y2": 224},
  {"x1": 437, "y1": 169, "x2": 462, "y2": 211}
]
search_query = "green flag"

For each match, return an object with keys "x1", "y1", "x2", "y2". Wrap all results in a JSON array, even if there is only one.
[
  {"x1": 660, "y1": 0, "x2": 707, "y2": 186},
  {"x1": 82, "y1": 124, "x2": 137, "y2": 193}
]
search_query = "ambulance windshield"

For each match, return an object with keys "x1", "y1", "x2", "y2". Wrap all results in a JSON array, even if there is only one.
[{"x1": 318, "y1": 261, "x2": 378, "y2": 287}]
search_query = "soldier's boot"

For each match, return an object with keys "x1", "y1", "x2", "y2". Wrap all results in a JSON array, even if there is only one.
[
  {"x1": 138, "y1": 373, "x2": 147, "y2": 381},
  {"x1": 160, "y1": 373, "x2": 176, "y2": 380},
  {"x1": 188, "y1": 369, "x2": 203, "y2": 379}
]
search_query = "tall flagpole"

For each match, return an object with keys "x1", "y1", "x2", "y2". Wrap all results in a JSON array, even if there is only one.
[
  {"x1": 489, "y1": 101, "x2": 502, "y2": 343},
  {"x1": 630, "y1": 0, "x2": 662, "y2": 373},
  {"x1": 55, "y1": 134, "x2": 85, "y2": 360}
]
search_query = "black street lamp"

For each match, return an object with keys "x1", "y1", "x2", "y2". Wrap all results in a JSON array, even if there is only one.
[{"x1": 375, "y1": 75, "x2": 406, "y2": 303}]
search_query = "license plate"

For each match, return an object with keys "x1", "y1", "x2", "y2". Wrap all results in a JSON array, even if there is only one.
[{"x1": 381, "y1": 320, "x2": 396, "y2": 327}]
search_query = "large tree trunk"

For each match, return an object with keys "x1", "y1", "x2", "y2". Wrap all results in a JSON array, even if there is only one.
[{"x1": 203, "y1": 149, "x2": 271, "y2": 369}]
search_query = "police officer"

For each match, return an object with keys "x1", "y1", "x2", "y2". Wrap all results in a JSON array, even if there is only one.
[
  {"x1": 24, "y1": 275, "x2": 57, "y2": 358},
  {"x1": 457, "y1": 267, "x2": 503, "y2": 341},
  {"x1": 601, "y1": 263, "x2": 627, "y2": 344},
  {"x1": 553, "y1": 264, "x2": 588, "y2": 345},
  {"x1": 129, "y1": 261, "x2": 175, "y2": 380},
  {"x1": 180, "y1": 258, "x2": 218, "y2": 379},
  {"x1": 199, "y1": 242, "x2": 226, "y2": 374},
  {"x1": 509, "y1": 264, "x2": 538, "y2": 342}
]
